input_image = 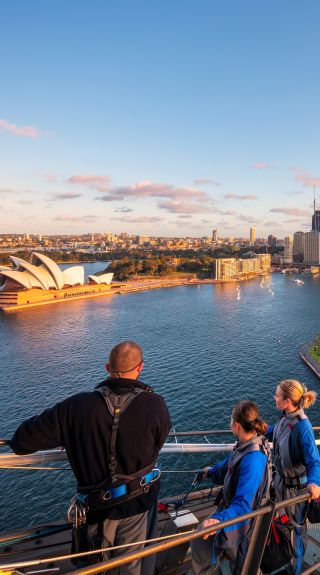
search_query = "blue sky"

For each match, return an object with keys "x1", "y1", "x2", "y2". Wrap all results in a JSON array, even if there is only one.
[{"x1": 1, "y1": 0, "x2": 320, "y2": 237}]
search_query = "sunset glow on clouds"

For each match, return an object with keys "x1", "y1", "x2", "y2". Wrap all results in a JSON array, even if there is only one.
[
  {"x1": 0, "y1": 119, "x2": 42, "y2": 139},
  {"x1": 291, "y1": 167, "x2": 320, "y2": 188},
  {"x1": 1, "y1": 1, "x2": 320, "y2": 236}
]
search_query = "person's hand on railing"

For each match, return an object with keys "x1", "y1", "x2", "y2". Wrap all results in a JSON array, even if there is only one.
[
  {"x1": 307, "y1": 483, "x2": 320, "y2": 500},
  {"x1": 202, "y1": 517, "x2": 220, "y2": 539},
  {"x1": 203, "y1": 466, "x2": 212, "y2": 478}
]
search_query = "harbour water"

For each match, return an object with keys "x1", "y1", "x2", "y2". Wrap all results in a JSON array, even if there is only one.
[{"x1": 1, "y1": 267, "x2": 320, "y2": 531}]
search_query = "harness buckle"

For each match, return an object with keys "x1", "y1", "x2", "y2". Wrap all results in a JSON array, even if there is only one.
[
  {"x1": 150, "y1": 468, "x2": 161, "y2": 483},
  {"x1": 102, "y1": 490, "x2": 112, "y2": 501}
]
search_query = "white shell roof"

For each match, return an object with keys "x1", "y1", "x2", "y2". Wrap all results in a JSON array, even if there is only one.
[
  {"x1": 10, "y1": 256, "x2": 56, "y2": 290},
  {"x1": 62, "y1": 266, "x2": 85, "y2": 286},
  {"x1": 31, "y1": 252, "x2": 65, "y2": 290},
  {"x1": 0, "y1": 269, "x2": 44, "y2": 290},
  {"x1": 0, "y1": 252, "x2": 105, "y2": 292},
  {"x1": 88, "y1": 272, "x2": 113, "y2": 285}
]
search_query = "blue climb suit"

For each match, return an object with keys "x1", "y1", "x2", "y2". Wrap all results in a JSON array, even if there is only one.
[
  {"x1": 267, "y1": 409, "x2": 320, "y2": 575},
  {"x1": 191, "y1": 435, "x2": 270, "y2": 575}
]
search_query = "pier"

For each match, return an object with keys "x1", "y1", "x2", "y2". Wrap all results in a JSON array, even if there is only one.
[{"x1": 300, "y1": 341, "x2": 320, "y2": 379}]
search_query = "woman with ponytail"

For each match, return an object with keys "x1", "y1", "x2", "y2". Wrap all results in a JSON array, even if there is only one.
[
  {"x1": 267, "y1": 379, "x2": 320, "y2": 574},
  {"x1": 192, "y1": 401, "x2": 271, "y2": 575}
]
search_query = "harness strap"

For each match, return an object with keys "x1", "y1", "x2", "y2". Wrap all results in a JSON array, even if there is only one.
[
  {"x1": 114, "y1": 462, "x2": 155, "y2": 483},
  {"x1": 283, "y1": 474, "x2": 307, "y2": 489},
  {"x1": 97, "y1": 386, "x2": 146, "y2": 484},
  {"x1": 274, "y1": 411, "x2": 307, "y2": 480},
  {"x1": 109, "y1": 406, "x2": 121, "y2": 481},
  {"x1": 99, "y1": 468, "x2": 161, "y2": 502}
]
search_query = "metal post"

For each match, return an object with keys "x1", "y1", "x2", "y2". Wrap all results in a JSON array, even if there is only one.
[{"x1": 241, "y1": 500, "x2": 275, "y2": 575}]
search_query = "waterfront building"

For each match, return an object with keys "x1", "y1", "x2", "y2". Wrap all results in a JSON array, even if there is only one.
[
  {"x1": 304, "y1": 231, "x2": 320, "y2": 265},
  {"x1": 312, "y1": 210, "x2": 320, "y2": 232},
  {"x1": 283, "y1": 236, "x2": 293, "y2": 264},
  {"x1": 214, "y1": 254, "x2": 271, "y2": 280},
  {"x1": 293, "y1": 231, "x2": 305, "y2": 263},
  {"x1": 268, "y1": 235, "x2": 277, "y2": 248},
  {"x1": 250, "y1": 227, "x2": 256, "y2": 244},
  {"x1": 214, "y1": 258, "x2": 238, "y2": 280}
]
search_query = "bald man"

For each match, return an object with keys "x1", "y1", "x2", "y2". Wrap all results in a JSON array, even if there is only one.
[{"x1": 10, "y1": 341, "x2": 171, "y2": 575}]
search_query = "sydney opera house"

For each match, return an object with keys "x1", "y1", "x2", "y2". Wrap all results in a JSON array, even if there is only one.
[{"x1": 0, "y1": 252, "x2": 117, "y2": 312}]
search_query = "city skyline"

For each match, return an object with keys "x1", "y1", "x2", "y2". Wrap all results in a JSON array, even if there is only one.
[{"x1": 1, "y1": 1, "x2": 320, "y2": 237}]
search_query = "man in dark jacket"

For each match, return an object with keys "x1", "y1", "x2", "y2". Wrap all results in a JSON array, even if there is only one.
[{"x1": 10, "y1": 340, "x2": 171, "y2": 575}]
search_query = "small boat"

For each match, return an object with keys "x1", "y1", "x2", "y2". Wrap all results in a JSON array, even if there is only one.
[
  {"x1": 310, "y1": 267, "x2": 320, "y2": 275},
  {"x1": 294, "y1": 279, "x2": 304, "y2": 285}
]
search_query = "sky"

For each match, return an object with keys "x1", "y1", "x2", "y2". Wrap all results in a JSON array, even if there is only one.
[{"x1": 1, "y1": 0, "x2": 320, "y2": 238}]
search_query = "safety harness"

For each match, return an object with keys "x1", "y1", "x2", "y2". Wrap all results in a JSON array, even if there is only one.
[
  {"x1": 67, "y1": 383, "x2": 160, "y2": 528},
  {"x1": 273, "y1": 409, "x2": 308, "y2": 490},
  {"x1": 221, "y1": 434, "x2": 272, "y2": 509},
  {"x1": 212, "y1": 435, "x2": 272, "y2": 570}
]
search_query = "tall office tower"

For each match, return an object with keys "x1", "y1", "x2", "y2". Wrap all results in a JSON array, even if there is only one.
[
  {"x1": 250, "y1": 227, "x2": 256, "y2": 244},
  {"x1": 312, "y1": 210, "x2": 320, "y2": 232},
  {"x1": 38, "y1": 234, "x2": 42, "y2": 242},
  {"x1": 304, "y1": 231, "x2": 320, "y2": 265},
  {"x1": 284, "y1": 236, "x2": 293, "y2": 264},
  {"x1": 293, "y1": 231, "x2": 305, "y2": 263},
  {"x1": 212, "y1": 229, "x2": 218, "y2": 243},
  {"x1": 268, "y1": 235, "x2": 277, "y2": 248}
]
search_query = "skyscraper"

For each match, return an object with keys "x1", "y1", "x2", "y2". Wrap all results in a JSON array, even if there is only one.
[
  {"x1": 284, "y1": 236, "x2": 293, "y2": 264},
  {"x1": 304, "y1": 232, "x2": 320, "y2": 265},
  {"x1": 250, "y1": 227, "x2": 256, "y2": 244},
  {"x1": 312, "y1": 210, "x2": 320, "y2": 232},
  {"x1": 212, "y1": 229, "x2": 218, "y2": 243},
  {"x1": 293, "y1": 231, "x2": 304, "y2": 263},
  {"x1": 268, "y1": 235, "x2": 277, "y2": 248}
]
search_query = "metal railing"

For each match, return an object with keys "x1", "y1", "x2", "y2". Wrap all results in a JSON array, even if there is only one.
[
  {"x1": 1, "y1": 493, "x2": 320, "y2": 574},
  {"x1": 60, "y1": 492, "x2": 317, "y2": 575}
]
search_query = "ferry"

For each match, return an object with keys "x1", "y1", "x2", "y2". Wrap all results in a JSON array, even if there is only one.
[{"x1": 1, "y1": 431, "x2": 320, "y2": 575}]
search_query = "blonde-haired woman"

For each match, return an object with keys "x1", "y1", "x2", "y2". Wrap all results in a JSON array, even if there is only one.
[{"x1": 267, "y1": 379, "x2": 320, "y2": 574}]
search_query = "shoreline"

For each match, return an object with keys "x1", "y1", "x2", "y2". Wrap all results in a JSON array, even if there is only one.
[
  {"x1": 300, "y1": 342, "x2": 320, "y2": 379},
  {"x1": 1, "y1": 272, "x2": 270, "y2": 313}
]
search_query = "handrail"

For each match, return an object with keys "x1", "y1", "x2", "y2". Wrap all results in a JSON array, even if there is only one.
[
  {"x1": 168, "y1": 429, "x2": 233, "y2": 435},
  {"x1": 169, "y1": 426, "x2": 320, "y2": 436},
  {"x1": 61, "y1": 493, "x2": 311, "y2": 575},
  {"x1": 0, "y1": 493, "x2": 311, "y2": 574},
  {"x1": 1, "y1": 506, "x2": 275, "y2": 571},
  {"x1": 2, "y1": 427, "x2": 320, "y2": 445}
]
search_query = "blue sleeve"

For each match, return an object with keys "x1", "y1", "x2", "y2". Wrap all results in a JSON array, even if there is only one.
[
  {"x1": 297, "y1": 419, "x2": 320, "y2": 486},
  {"x1": 211, "y1": 451, "x2": 267, "y2": 522},
  {"x1": 265, "y1": 425, "x2": 274, "y2": 441},
  {"x1": 208, "y1": 453, "x2": 232, "y2": 484}
]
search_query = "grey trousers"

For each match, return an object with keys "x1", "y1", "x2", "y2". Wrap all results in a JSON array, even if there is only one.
[
  {"x1": 191, "y1": 535, "x2": 223, "y2": 575},
  {"x1": 85, "y1": 511, "x2": 148, "y2": 575},
  {"x1": 191, "y1": 533, "x2": 261, "y2": 575}
]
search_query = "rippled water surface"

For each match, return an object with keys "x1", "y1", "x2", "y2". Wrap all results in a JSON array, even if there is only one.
[{"x1": 1, "y1": 267, "x2": 320, "y2": 530}]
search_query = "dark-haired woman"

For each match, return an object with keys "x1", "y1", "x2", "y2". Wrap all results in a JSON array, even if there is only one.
[
  {"x1": 191, "y1": 400, "x2": 271, "y2": 575},
  {"x1": 266, "y1": 379, "x2": 320, "y2": 575}
]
